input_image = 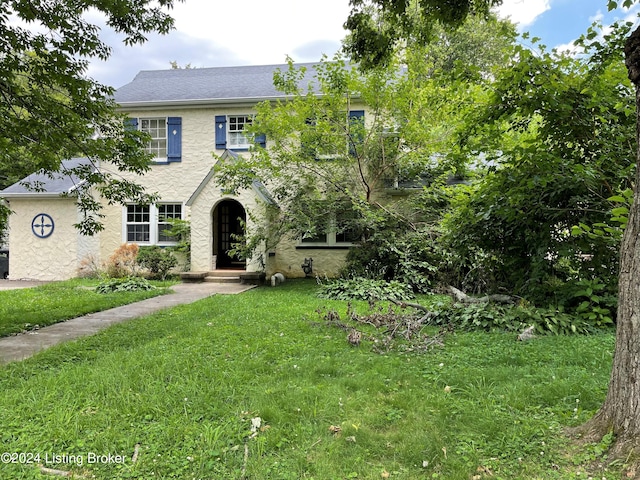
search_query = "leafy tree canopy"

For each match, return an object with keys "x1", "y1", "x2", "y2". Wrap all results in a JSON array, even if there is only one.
[
  {"x1": 0, "y1": 0, "x2": 182, "y2": 234},
  {"x1": 344, "y1": 0, "x2": 503, "y2": 68}
]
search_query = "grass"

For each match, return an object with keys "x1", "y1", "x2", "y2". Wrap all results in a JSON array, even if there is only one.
[
  {"x1": 0, "y1": 280, "x2": 620, "y2": 479},
  {"x1": 0, "y1": 278, "x2": 174, "y2": 337}
]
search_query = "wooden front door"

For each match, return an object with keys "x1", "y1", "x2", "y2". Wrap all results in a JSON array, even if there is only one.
[{"x1": 216, "y1": 200, "x2": 246, "y2": 269}]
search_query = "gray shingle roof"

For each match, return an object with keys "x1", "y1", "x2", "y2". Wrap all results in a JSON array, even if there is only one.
[
  {"x1": 114, "y1": 63, "x2": 323, "y2": 106},
  {"x1": 1, "y1": 158, "x2": 94, "y2": 197}
]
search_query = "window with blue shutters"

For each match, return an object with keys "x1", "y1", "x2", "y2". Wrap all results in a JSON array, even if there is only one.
[
  {"x1": 228, "y1": 115, "x2": 254, "y2": 149},
  {"x1": 127, "y1": 117, "x2": 182, "y2": 163},
  {"x1": 302, "y1": 110, "x2": 365, "y2": 159},
  {"x1": 215, "y1": 115, "x2": 266, "y2": 150},
  {"x1": 140, "y1": 118, "x2": 167, "y2": 159}
]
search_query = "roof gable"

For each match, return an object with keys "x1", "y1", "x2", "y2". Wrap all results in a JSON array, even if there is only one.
[{"x1": 186, "y1": 150, "x2": 275, "y2": 206}]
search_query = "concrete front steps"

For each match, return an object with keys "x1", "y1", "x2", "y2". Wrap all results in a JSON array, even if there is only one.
[
  {"x1": 180, "y1": 270, "x2": 266, "y2": 285},
  {"x1": 205, "y1": 269, "x2": 242, "y2": 284}
]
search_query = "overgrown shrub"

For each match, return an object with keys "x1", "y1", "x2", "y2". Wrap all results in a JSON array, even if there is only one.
[
  {"x1": 105, "y1": 244, "x2": 140, "y2": 278},
  {"x1": 342, "y1": 226, "x2": 444, "y2": 293},
  {"x1": 137, "y1": 246, "x2": 178, "y2": 280},
  {"x1": 95, "y1": 276, "x2": 155, "y2": 293},
  {"x1": 317, "y1": 277, "x2": 414, "y2": 301}
]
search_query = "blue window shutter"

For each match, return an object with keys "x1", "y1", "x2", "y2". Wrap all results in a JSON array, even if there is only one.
[
  {"x1": 301, "y1": 117, "x2": 315, "y2": 159},
  {"x1": 348, "y1": 110, "x2": 365, "y2": 156},
  {"x1": 124, "y1": 117, "x2": 138, "y2": 130},
  {"x1": 215, "y1": 115, "x2": 227, "y2": 149},
  {"x1": 255, "y1": 133, "x2": 266, "y2": 149},
  {"x1": 167, "y1": 117, "x2": 182, "y2": 162}
]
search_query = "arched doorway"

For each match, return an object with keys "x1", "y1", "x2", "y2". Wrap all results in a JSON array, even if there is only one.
[{"x1": 213, "y1": 199, "x2": 246, "y2": 269}]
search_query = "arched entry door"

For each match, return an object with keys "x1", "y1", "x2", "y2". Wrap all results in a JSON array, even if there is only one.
[{"x1": 214, "y1": 200, "x2": 246, "y2": 269}]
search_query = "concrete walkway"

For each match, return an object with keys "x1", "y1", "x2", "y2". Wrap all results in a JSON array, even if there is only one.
[{"x1": 0, "y1": 282, "x2": 255, "y2": 365}]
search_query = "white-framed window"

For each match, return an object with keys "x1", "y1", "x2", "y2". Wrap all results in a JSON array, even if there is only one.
[
  {"x1": 299, "y1": 212, "x2": 361, "y2": 247},
  {"x1": 228, "y1": 115, "x2": 254, "y2": 149},
  {"x1": 140, "y1": 118, "x2": 167, "y2": 159},
  {"x1": 126, "y1": 204, "x2": 150, "y2": 243},
  {"x1": 124, "y1": 203, "x2": 183, "y2": 245},
  {"x1": 157, "y1": 204, "x2": 182, "y2": 243}
]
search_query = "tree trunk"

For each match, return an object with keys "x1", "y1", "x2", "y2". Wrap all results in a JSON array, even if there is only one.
[{"x1": 575, "y1": 25, "x2": 640, "y2": 459}]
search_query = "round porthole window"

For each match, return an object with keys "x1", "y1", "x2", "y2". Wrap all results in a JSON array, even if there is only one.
[{"x1": 32, "y1": 213, "x2": 55, "y2": 239}]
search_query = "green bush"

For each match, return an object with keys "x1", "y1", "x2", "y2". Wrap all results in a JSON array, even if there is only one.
[
  {"x1": 95, "y1": 277, "x2": 156, "y2": 294},
  {"x1": 342, "y1": 226, "x2": 444, "y2": 293},
  {"x1": 137, "y1": 246, "x2": 178, "y2": 280},
  {"x1": 317, "y1": 277, "x2": 414, "y2": 301}
]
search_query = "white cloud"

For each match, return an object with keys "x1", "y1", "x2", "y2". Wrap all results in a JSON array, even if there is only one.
[
  {"x1": 496, "y1": 0, "x2": 551, "y2": 27},
  {"x1": 169, "y1": 0, "x2": 350, "y2": 65}
]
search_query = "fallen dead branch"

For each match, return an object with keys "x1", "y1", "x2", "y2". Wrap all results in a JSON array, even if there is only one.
[{"x1": 315, "y1": 301, "x2": 446, "y2": 353}]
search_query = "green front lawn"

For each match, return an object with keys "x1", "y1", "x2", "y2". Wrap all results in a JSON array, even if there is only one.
[
  {"x1": 0, "y1": 280, "x2": 619, "y2": 479},
  {"x1": 0, "y1": 279, "x2": 173, "y2": 337}
]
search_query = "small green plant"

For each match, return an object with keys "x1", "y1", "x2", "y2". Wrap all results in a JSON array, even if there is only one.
[
  {"x1": 569, "y1": 278, "x2": 617, "y2": 328},
  {"x1": 317, "y1": 277, "x2": 414, "y2": 301},
  {"x1": 137, "y1": 245, "x2": 178, "y2": 280},
  {"x1": 429, "y1": 302, "x2": 594, "y2": 335},
  {"x1": 95, "y1": 276, "x2": 155, "y2": 293}
]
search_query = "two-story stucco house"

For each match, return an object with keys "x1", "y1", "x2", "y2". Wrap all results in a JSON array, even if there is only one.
[{"x1": 0, "y1": 63, "x2": 362, "y2": 281}]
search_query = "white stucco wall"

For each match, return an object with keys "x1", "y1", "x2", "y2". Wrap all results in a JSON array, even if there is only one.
[{"x1": 6, "y1": 197, "x2": 96, "y2": 281}]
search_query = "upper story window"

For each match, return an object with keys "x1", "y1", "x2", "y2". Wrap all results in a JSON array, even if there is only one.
[
  {"x1": 215, "y1": 115, "x2": 266, "y2": 151},
  {"x1": 302, "y1": 110, "x2": 364, "y2": 160},
  {"x1": 228, "y1": 115, "x2": 254, "y2": 149},
  {"x1": 140, "y1": 118, "x2": 167, "y2": 159},
  {"x1": 126, "y1": 117, "x2": 182, "y2": 163}
]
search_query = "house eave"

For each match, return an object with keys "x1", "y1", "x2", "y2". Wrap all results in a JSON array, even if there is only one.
[
  {"x1": 117, "y1": 95, "x2": 292, "y2": 110},
  {"x1": 0, "y1": 192, "x2": 76, "y2": 200},
  {"x1": 116, "y1": 93, "x2": 361, "y2": 110}
]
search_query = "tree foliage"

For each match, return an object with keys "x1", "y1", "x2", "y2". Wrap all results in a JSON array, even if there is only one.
[
  {"x1": 443, "y1": 21, "x2": 636, "y2": 303},
  {"x1": 0, "y1": 0, "x2": 182, "y2": 234},
  {"x1": 344, "y1": 0, "x2": 504, "y2": 68}
]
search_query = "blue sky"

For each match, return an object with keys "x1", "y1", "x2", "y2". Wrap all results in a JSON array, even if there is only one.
[
  {"x1": 518, "y1": 0, "x2": 640, "y2": 48},
  {"x1": 84, "y1": 0, "x2": 640, "y2": 88}
]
